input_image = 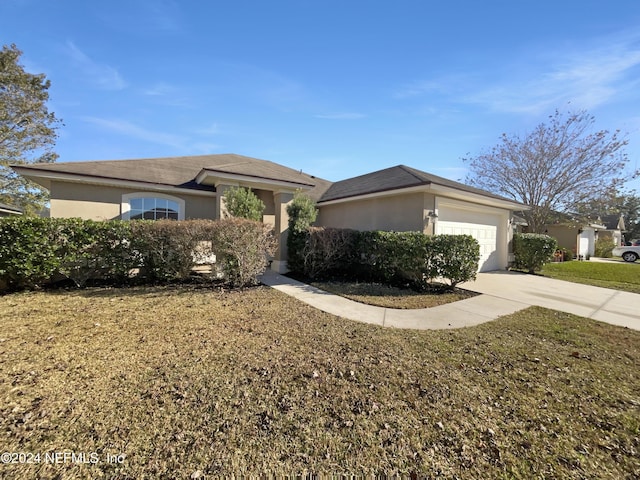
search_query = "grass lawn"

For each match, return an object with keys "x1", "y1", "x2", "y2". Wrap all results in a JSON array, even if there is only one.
[
  {"x1": 1, "y1": 286, "x2": 639, "y2": 478},
  {"x1": 310, "y1": 280, "x2": 477, "y2": 309},
  {"x1": 541, "y1": 261, "x2": 640, "y2": 294}
]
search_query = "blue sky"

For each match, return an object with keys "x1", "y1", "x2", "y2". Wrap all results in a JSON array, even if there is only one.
[{"x1": 2, "y1": 0, "x2": 640, "y2": 190}]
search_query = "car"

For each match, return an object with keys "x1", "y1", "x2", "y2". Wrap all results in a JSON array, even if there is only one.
[{"x1": 612, "y1": 244, "x2": 640, "y2": 262}]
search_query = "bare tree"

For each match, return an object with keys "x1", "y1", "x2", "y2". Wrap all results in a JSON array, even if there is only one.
[{"x1": 464, "y1": 109, "x2": 636, "y2": 233}]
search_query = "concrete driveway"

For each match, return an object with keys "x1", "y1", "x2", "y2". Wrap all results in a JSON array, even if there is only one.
[
  {"x1": 462, "y1": 271, "x2": 640, "y2": 330},
  {"x1": 262, "y1": 270, "x2": 640, "y2": 331}
]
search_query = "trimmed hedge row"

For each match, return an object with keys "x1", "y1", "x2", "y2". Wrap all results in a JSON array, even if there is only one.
[
  {"x1": 0, "y1": 217, "x2": 276, "y2": 291},
  {"x1": 291, "y1": 227, "x2": 480, "y2": 290}
]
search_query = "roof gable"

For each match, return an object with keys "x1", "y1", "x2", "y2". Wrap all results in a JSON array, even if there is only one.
[
  {"x1": 319, "y1": 164, "x2": 521, "y2": 205},
  {"x1": 13, "y1": 153, "x2": 332, "y2": 200}
]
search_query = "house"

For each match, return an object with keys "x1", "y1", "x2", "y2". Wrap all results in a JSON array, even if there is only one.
[
  {"x1": 543, "y1": 213, "x2": 625, "y2": 259},
  {"x1": 0, "y1": 202, "x2": 22, "y2": 217},
  {"x1": 12, "y1": 154, "x2": 526, "y2": 272}
]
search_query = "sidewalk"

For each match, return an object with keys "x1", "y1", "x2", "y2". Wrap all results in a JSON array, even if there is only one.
[
  {"x1": 260, "y1": 270, "x2": 640, "y2": 331},
  {"x1": 260, "y1": 271, "x2": 525, "y2": 330}
]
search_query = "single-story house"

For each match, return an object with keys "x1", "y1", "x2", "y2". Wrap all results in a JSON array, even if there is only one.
[
  {"x1": 12, "y1": 154, "x2": 526, "y2": 272},
  {"x1": 0, "y1": 202, "x2": 23, "y2": 217},
  {"x1": 544, "y1": 213, "x2": 625, "y2": 258}
]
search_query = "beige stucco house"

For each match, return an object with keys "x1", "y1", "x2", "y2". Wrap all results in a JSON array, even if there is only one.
[
  {"x1": 544, "y1": 214, "x2": 625, "y2": 258},
  {"x1": 13, "y1": 154, "x2": 526, "y2": 272}
]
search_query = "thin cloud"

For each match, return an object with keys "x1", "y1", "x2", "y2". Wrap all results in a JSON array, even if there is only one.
[
  {"x1": 397, "y1": 30, "x2": 640, "y2": 115},
  {"x1": 141, "y1": 82, "x2": 192, "y2": 107},
  {"x1": 144, "y1": 0, "x2": 183, "y2": 32},
  {"x1": 469, "y1": 41, "x2": 640, "y2": 114},
  {"x1": 314, "y1": 112, "x2": 366, "y2": 120},
  {"x1": 82, "y1": 117, "x2": 185, "y2": 148},
  {"x1": 64, "y1": 41, "x2": 127, "y2": 90},
  {"x1": 196, "y1": 123, "x2": 221, "y2": 136}
]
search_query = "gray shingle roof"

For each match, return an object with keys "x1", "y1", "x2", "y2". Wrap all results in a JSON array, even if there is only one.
[
  {"x1": 319, "y1": 165, "x2": 521, "y2": 204},
  {"x1": 0, "y1": 202, "x2": 22, "y2": 213},
  {"x1": 14, "y1": 153, "x2": 333, "y2": 201}
]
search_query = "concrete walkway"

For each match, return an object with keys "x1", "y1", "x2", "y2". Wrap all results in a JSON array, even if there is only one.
[{"x1": 260, "y1": 270, "x2": 640, "y2": 331}]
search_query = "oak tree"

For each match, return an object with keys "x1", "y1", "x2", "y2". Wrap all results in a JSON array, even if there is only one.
[{"x1": 1, "y1": 44, "x2": 62, "y2": 214}]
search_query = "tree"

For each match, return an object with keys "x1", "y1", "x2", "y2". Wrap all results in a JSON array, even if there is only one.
[
  {"x1": 223, "y1": 186, "x2": 265, "y2": 221},
  {"x1": 464, "y1": 109, "x2": 636, "y2": 233},
  {"x1": 1, "y1": 44, "x2": 62, "y2": 214},
  {"x1": 574, "y1": 190, "x2": 640, "y2": 240},
  {"x1": 285, "y1": 191, "x2": 318, "y2": 273}
]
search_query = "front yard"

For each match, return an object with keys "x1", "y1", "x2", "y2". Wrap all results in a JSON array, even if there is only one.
[
  {"x1": 540, "y1": 260, "x2": 640, "y2": 294},
  {"x1": 1, "y1": 286, "x2": 639, "y2": 478}
]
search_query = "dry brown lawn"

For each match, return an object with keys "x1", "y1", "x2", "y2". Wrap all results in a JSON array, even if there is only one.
[{"x1": 0, "y1": 285, "x2": 638, "y2": 478}]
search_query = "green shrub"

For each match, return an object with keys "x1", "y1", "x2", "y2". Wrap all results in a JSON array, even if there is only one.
[
  {"x1": 286, "y1": 192, "x2": 318, "y2": 273},
  {"x1": 432, "y1": 234, "x2": 480, "y2": 288},
  {"x1": 56, "y1": 219, "x2": 139, "y2": 287},
  {"x1": 513, "y1": 233, "x2": 557, "y2": 273},
  {"x1": 224, "y1": 186, "x2": 265, "y2": 221},
  {"x1": 0, "y1": 217, "x2": 275, "y2": 291},
  {"x1": 130, "y1": 220, "x2": 214, "y2": 282},
  {"x1": 357, "y1": 231, "x2": 434, "y2": 287},
  {"x1": 0, "y1": 217, "x2": 63, "y2": 289},
  {"x1": 298, "y1": 227, "x2": 480, "y2": 290},
  {"x1": 594, "y1": 236, "x2": 614, "y2": 258}
]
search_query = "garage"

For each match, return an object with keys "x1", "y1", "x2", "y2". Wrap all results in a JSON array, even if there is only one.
[{"x1": 435, "y1": 199, "x2": 507, "y2": 272}]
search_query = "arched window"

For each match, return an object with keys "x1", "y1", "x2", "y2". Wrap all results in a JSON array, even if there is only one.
[{"x1": 121, "y1": 193, "x2": 185, "y2": 220}]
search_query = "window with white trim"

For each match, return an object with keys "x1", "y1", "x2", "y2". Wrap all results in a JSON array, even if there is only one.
[{"x1": 122, "y1": 193, "x2": 185, "y2": 220}]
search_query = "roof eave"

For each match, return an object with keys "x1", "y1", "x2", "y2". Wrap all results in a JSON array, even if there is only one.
[
  {"x1": 196, "y1": 169, "x2": 314, "y2": 191},
  {"x1": 319, "y1": 183, "x2": 528, "y2": 211},
  {"x1": 11, "y1": 166, "x2": 217, "y2": 197}
]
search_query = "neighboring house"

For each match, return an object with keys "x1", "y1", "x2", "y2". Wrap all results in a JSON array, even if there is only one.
[
  {"x1": 12, "y1": 154, "x2": 526, "y2": 272},
  {"x1": 0, "y1": 202, "x2": 22, "y2": 217},
  {"x1": 598, "y1": 214, "x2": 626, "y2": 247},
  {"x1": 544, "y1": 213, "x2": 624, "y2": 258}
]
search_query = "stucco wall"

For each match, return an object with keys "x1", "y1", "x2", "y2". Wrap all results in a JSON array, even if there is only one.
[
  {"x1": 49, "y1": 181, "x2": 217, "y2": 220},
  {"x1": 545, "y1": 225, "x2": 579, "y2": 252},
  {"x1": 317, "y1": 192, "x2": 429, "y2": 232}
]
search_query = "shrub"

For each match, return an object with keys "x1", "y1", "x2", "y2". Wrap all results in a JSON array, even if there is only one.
[
  {"x1": 594, "y1": 236, "x2": 614, "y2": 258},
  {"x1": 297, "y1": 227, "x2": 480, "y2": 291},
  {"x1": 513, "y1": 233, "x2": 557, "y2": 273},
  {"x1": 56, "y1": 219, "x2": 139, "y2": 287},
  {"x1": 130, "y1": 220, "x2": 215, "y2": 282},
  {"x1": 0, "y1": 217, "x2": 63, "y2": 289},
  {"x1": 286, "y1": 192, "x2": 318, "y2": 273},
  {"x1": 300, "y1": 227, "x2": 359, "y2": 279},
  {"x1": 224, "y1": 186, "x2": 265, "y2": 221},
  {"x1": 212, "y1": 218, "x2": 276, "y2": 287},
  {"x1": 431, "y1": 234, "x2": 480, "y2": 288},
  {"x1": 0, "y1": 217, "x2": 275, "y2": 291},
  {"x1": 357, "y1": 231, "x2": 434, "y2": 287}
]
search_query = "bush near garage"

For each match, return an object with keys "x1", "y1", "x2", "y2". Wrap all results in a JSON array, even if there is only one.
[
  {"x1": 0, "y1": 217, "x2": 274, "y2": 291},
  {"x1": 513, "y1": 233, "x2": 557, "y2": 273},
  {"x1": 594, "y1": 236, "x2": 614, "y2": 258},
  {"x1": 290, "y1": 227, "x2": 480, "y2": 290}
]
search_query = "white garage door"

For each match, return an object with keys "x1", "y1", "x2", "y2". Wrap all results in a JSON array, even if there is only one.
[{"x1": 436, "y1": 205, "x2": 502, "y2": 272}]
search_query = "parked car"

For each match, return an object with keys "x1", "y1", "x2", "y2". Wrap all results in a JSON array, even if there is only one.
[{"x1": 613, "y1": 244, "x2": 640, "y2": 262}]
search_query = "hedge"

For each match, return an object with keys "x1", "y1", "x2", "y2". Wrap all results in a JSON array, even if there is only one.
[
  {"x1": 291, "y1": 227, "x2": 480, "y2": 290},
  {"x1": 0, "y1": 217, "x2": 275, "y2": 291},
  {"x1": 513, "y1": 233, "x2": 557, "y2": 273}
]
